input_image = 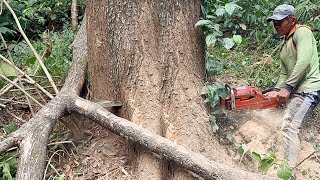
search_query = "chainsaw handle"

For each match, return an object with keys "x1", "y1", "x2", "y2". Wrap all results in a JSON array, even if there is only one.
[{"x1": 225, "y1": 84, "x2": 235, "y2": 109}]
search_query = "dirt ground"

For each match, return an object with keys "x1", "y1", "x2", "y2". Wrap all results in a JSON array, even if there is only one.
[
  {"x1": 215, "y1": 107, "x2": 320, "y2": 180},
  {"x1": 1, "y1": 99, "x2": 320, "y2": 179}
]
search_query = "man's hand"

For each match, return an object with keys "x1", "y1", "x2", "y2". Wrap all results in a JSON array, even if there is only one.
[
  {"x1": 264, "y1": 89, "x2": 290, "y2": 104},
  {"x1": 277, "y1": 88, "x2": 290, "y2": 103},
  {"x1": 264, "y1": 91, "x2": 279, "y2": 98}
]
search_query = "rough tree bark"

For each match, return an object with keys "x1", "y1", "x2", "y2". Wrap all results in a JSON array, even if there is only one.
[
  {"x1": 0, "y1": 1, "x2": 275, "y2": 180},
  {"x1": 0, "y1": 16, "x2": 278, "y2": 180},
  {"x1": 86, "y1": 0, "x2": 234, "y2": 179}
]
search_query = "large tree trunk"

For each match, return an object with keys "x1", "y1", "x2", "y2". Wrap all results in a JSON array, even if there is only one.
[
  {"x1": 87, "y1": 0, "x2": 234, "y2": 179},
  {"x1": 0, "y1": 15, "x2": 278, "y2": 180}
]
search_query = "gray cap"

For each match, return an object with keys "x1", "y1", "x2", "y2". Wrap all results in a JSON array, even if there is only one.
[{"x1": 267, "y1": 4, "x2": 295, "y2": 22}]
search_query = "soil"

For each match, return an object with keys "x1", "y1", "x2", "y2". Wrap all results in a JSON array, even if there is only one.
[
  {"x1": 1, "y1": 94, "x2": 320, "y2": 179},
  {"x1": 214, "y1": 107, "x2": 320, "y2": 180}
]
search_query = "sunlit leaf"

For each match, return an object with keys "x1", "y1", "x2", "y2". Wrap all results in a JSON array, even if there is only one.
[
  {"x1": 222, "y1": 38, "x2": 235, "y2": 49},
  {"x1": 0, "y1": 27, "x2": 14, "y2": 35},
  {"x1": 195, "y1": 20, "x2": 214, "y2": 27},
  {"x1": 233, "y1": 35, "x2": 242, "y2": 45},
  {"x1": 239, "y1": 23, "x2": 247, "y2": 30},
  {"x1": 206, "y1": 34, "x2": 217, "y2": 46},
  {"x1": 201, "y1": 85, "x2": 208, "y2": 95},
  {"x1": 252, "y1": 151, "x2": 262, "y2": 161},
  {"x1": 258, "y1": 154, "x2": 277, "y2": 174},
  {"x1": 3, "y1": 163, "x2": 13, "y2": 180},
  {"x1": 203, "y1": 97, "x2": 210, "y2": 103},
  {"x1": 225, "y1": 3, "x2": 238, "y2": 16},
  {"x1": 237, "y1": 144, "x2": 249, "y2": 156},
  {"x1": 277, "y1": 161, "x2": 293, "y2": 180},
  {"x1": 0, "y1": 61, "x2": 16, "y2": 77},
  {"x1": 215, "y1": 7, "x2": 225, "y2": 16}
]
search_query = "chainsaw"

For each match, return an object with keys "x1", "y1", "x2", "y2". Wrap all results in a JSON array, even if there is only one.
[{"x1": 221, "y1": 85, "x2": 280, "y2": 110}]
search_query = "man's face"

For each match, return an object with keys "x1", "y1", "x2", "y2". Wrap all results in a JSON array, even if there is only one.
[{"x1": 273, "y1": 16, "x2": 295, "y2": 36}]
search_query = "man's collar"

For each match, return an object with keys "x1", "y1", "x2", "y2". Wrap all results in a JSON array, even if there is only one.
[{"x1": 286, "y1": 24, "x2": 300, "y2": 39}]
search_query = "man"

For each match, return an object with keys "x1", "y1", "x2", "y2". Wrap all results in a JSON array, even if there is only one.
[{"x1": 265, "y1": 4, "x2": 320, "y2": 179}]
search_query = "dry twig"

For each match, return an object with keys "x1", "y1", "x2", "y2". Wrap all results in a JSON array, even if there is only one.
[
  {"x1": 2, "y1": 0, "x2": 59, "y2": 94},
  {"x1": 0, "y1": 74, "x2": 43, "y2": 107},
  {"x1": 0, "y1": 54, "x2": 54, "y2": 99}
]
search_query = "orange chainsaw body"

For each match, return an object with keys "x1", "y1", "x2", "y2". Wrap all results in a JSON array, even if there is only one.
[{"x1": 221, "y1": 86, "x2": 279, "y2": 110}]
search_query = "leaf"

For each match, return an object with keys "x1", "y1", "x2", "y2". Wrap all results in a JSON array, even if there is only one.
[
  {"x1": 232, "y1": 35, "x2": 242, "y2": 45},
  {"x1": 237, "y1": 144, "x2": 249, "y2": 156},
  {"x1": 201, "y1": 85, "x2": 208, "y2": 95},
  {"x1": 2, "y1": 122, "x2": 17, "y2": 135},
  {"x1": 215, "y1": 7, "x2": 225, "y2": 16},
  {"x1": 277, "y1": 161, "x2": 293, "y2": 180},
  {"x1": 0, "y1": 27, "x2": 14, "y2": 35},
  {"x1": 0, "y1": 61, "x2": 16, "y2": 77},
  {"x1": 26, "y1": 56, "x2": 37, "y2": 66},
  {"x1": 212, "y1": 24, "x2": 220, "y2": 32},
  {"x1": 195, "y1": 20, "x2": 214, "y2": 27},
  {"x1": 222, "y1": 38, "x2": 235, "y2": 49},
  {"x1": 206, "y1": 82, "x2": 228, "y2": 108},
  {"x1": 251, "y1": 151, "x2": 262, "y2": 162},
  {"x1": 259, "y1": 154, "x2": 277, "y2": 174},
  {"x1": 225, "y1": 3, "x2": 238, "y2": 16},
  {"x1": 206, "y1": 34, "x2": 217, "y2": 46},
  {"x1": 2, "y1": 162, "x2": 13, "y2": 180},
  {"x1": 50, "y1": 14, "x2": 57, "y2": 20},
  {"x1": 203, "y1": 97, "x2": 210, "y2": 103},
  {"x1": 205, "y1": 58, "x2": 224, "y2": 77},
  {"x1": 239, "y1": 23, "x2": 247, "y2": 30},
  {"x1": 209, "y1": 115, "x2": 219, "y2": 133}
]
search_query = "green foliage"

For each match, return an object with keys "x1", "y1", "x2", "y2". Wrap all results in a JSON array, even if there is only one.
[
  {"x1": 0, "y1": 151, "x2": 18, "y2": 179},
  {"x1": 252, "y1": 151, "x2": 293, "y2": 179},
  {"x1": 205, "y1": 52, "x2": 225, "y2": 77},
  {"x1": 201, "y1": 82, "x2": 229, "y2": 109},
  {"x1": 202, "y1": 82, "x2": 229, "y2": 133},
  {"x1": 2, "y1": 122, "x2": 17, "y2": 135},
  {"x1": 209, "y1": 115, "x2": 219, "y2": 133},
  {"x1": 237, "y1": 144, "x2": 249, "y2": 156},
  {"x1": 277, "y1": 161, "x2": 293, "y2": 180},
  {"x1": 0, "y1": 62, "x2": 16, "y2": 77},
  {"x1": 13, "y1": 27, "x2": 75, "y2": 79},
  {"x1": 252, "y1": 151, "x2": 277, "y2": 174},
  {"x1": 196, "y1": 1, "x2": 243, "y2": 49},
  {"x1": 199, "y1": 0, "x2": 319, "y2": 49},
  {"x1": 0, "y1": 0, "x2": 86, "y2": 40},
  {"x1": 237, "y1": 144, "x2": 249, "y2": 164},
  {"x1": 206, "y1": 47, "x2": 280, "y2": 89}
]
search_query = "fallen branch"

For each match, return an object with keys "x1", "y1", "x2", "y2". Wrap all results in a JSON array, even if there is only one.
[
  {"x1": 0, "y1": 54, "x2": 54, "y2": 99},
  {"x1": 5, "y1": 109, "x2": 25, "y2": 122},
  {"x1": 0, "y1": 17, "x2": 277, "y2": 180},
  {"x1": 70, "y1": 96, "x2": 276, "y2": 180},
  {"x1": 0, "y1": 78, "x2": 19, "y2": 96},
  {"x1": 0, "y1": 73, "x2": 43, "y2": 107},
  {"x1": 0, "y1": 98, "x2": 29, "y2": 105}
]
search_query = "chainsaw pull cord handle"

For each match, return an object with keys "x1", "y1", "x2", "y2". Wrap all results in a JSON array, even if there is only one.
[{"x1": 225, "y1": 84, "x2": 236, "y2": 109}]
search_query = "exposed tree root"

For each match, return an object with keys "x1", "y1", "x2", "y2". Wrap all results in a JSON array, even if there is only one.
[{"x1": 0, "y1": 19, "x2": 277, "y2": 180}]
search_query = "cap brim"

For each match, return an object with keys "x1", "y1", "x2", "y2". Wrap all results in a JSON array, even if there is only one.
[{"x1": 267, "y1": 14, "x2": 288, "y2": 22}]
